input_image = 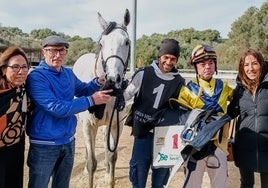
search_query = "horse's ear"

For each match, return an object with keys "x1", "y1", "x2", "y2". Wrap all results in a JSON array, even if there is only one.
[
  {"x1": 98, "y1": 12, "x2": 109, "y2": 31},
  {"x1": 123, "y1": 9, "x2": 130, "y2": 27}
]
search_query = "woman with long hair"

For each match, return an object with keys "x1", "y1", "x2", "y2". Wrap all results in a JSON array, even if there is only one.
[{"x1": 228, "y1": 49, "x2": 268, "y2": 188}]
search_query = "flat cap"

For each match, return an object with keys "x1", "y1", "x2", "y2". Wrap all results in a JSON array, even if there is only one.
[{"x1": 42, "y1": 35, "x2": 69, "y2": 48}]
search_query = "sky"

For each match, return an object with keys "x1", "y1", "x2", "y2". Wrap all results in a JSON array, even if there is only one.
[{"x1": 0, "y1": 0, "x2": 265, "y2": 41}]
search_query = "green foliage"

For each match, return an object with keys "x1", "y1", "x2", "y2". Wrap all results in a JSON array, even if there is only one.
[
  {"x1": 226, "y1": 1, "x2": 268, "y2": 67},
  {"x1": 65, "y1": 37, "x2": 96, "y2": 66},
  {"x1": 30, "y1": 28, "x2": 57, "y2": 39},
  {"x1": 136, "y1": 35, "x2": 160, "y2": 67},
  {"x1": 135, "y1": 28, "x2": 223, "y2": 69}
]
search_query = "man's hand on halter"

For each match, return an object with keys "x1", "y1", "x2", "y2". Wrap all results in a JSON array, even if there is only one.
[
  {"x1": 97, "y1": 76, "x2": 106, "y2": 86},
  {"x1": 92, "y1": 89, "x2": 113, "y2": 105}
]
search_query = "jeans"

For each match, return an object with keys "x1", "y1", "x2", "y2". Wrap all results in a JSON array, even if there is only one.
[
  {"x1": 239, "y1": 168, "x2": 268, "y2": 188},
  {"x1": 27, "y1": 139, "x2": 75, "y2": 188},
  {"x1": 129, "y1": 133, "x2": 170, "y2": 188}
]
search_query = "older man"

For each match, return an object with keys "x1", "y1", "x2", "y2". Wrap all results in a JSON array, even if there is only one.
[{"x1": 26, "y1": 35, "x2": 112, "y2": 188}]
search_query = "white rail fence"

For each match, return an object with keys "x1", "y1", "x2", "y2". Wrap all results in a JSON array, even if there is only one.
[{"x1": 126, "y1": 69, "x2": 238, "y2": 88}]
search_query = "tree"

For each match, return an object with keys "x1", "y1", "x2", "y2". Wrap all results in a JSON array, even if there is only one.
[
  {"x1": 65, "y1": 37, "x2": 96, "y2": 66},
  {"x1": 30, "y1": 28, "x2": 57, "y2": 39},
  {"x1": 227, "y1": 2, "x2": 268, "y2": 64}
]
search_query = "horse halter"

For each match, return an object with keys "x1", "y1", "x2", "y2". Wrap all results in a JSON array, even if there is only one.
[{"x1": 96, "y1": 22, "x2": 130, "y2": 76}]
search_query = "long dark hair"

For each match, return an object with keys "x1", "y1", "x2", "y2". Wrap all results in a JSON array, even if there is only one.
[{"x1": 238, "y1": 49, "x2": 266, "y2": 95}]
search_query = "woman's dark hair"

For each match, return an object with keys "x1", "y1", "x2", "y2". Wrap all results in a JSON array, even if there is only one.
[
  {"x1": 0, "y1": 46, "x2": 29, "y2": 89},
  {"x1": 238, "y1": 49, "x2": 266, "y2": 95}
]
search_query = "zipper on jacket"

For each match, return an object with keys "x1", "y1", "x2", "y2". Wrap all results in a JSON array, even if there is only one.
[{"x1": 254, "y1": 105, "x2": 259, "y2": 171}]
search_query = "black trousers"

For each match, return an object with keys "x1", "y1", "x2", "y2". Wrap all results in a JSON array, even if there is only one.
[
  {"x1": 239, "y1": 168, "x2": 268, "y2": 188},
  {"x1": 0, "y1": 136, "x2": 25, "y2": 188}
]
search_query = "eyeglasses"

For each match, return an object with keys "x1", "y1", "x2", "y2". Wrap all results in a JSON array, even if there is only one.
[
  {"x1": 7, "y1": 64, "x2": 30, "y2": 72},
  {"x1": 43, "y1": 48, "x2": 68, "y2": 56}
]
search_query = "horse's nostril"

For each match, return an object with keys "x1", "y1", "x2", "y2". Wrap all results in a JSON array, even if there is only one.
[
  {"x1": 106, "y1": 79, "x2": 110, "y2": 83},
  {"x1": 116, "y1": 75, "x2": 121, "y2": 83}
]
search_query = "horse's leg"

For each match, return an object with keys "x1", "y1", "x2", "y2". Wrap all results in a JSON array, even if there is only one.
[
  {"x1": 103, "y1": 125, "x2": 117, "y2": 188},
  {"x1": 80, "y1": 112, "x2": 98, "y2": 188},
  {"x1": 103, "y1": 113, "x2": 125, "y2": 188}
]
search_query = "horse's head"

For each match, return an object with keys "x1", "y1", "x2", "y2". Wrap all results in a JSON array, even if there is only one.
[{"x1": 96, "y1": 9, "x2": 130, "y2": 90}]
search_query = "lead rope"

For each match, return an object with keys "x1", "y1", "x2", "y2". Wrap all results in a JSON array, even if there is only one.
[
  {"x1": 107, "y1": 99, "x2": 120, "y2": 152},
  {"x1": 107, "y1": 80, "x2": 128, "y2": 152}
]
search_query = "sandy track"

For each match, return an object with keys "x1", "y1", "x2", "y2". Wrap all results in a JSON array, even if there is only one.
[{"x1": 23, "y1": 120, "x2": 260, "y2": 188}]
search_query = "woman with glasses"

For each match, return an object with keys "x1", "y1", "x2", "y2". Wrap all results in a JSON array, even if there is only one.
[
  {"x1": 170, "y1": 44, "x2": 234, "y2": 188},
  {"x1": 0, "y1": 46, "x2": 30, "y2": 188},
  {"x1": 228, "y1": 49, "x2": 268, "y2": 188}
]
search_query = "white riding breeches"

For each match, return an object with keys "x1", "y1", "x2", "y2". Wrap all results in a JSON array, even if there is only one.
[{"x1": 184, "y1": 148, "x2": 228, "y2": 188}]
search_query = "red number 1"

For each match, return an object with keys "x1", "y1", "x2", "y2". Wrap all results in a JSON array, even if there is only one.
[{"x1": 172, "y1": 134, "x2": 178, "y2": 149}]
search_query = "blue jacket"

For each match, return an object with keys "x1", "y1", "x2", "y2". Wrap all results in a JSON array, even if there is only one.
[{"x1": 26, "y1": 61, "x2": 100, "y2": 145}]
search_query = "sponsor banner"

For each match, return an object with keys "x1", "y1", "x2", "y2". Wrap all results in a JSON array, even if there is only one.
[{"x1": 153, "y1": 125, "x2": 185, "y2": 168}]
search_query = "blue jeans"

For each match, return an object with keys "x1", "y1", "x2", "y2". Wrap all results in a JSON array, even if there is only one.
[
  {"x1": 129, "y1": 133, "x2": 170, "y2": 188},
  {"x1": 27, "y1": 140, "x2": 75, "y2": 188}
]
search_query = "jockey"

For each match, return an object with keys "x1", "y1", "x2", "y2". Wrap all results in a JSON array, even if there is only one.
[{"x1": 170, "y1": 44, "x2": 234, "y2": 188}]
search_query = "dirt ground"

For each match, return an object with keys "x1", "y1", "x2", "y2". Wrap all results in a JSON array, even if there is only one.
[{"x1": 23, "y1": 120, "x2": 260, "y2": 188}]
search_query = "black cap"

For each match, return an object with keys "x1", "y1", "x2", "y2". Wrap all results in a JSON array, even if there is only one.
[
  {"x1": 158, "y1": 38, "x2": 180, "y2": 58},
  {"x1": 42, "y1": 35, "x2": 69, "y2": 48}
]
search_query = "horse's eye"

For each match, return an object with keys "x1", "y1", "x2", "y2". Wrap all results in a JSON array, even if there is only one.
[{"x1": 125, "y1": 40, "x2": 130, "y2": 46}]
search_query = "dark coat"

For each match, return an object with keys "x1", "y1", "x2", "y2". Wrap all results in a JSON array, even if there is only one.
[{"x1": 228, "y1": 73, "x2": 268, "y2": 172}]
